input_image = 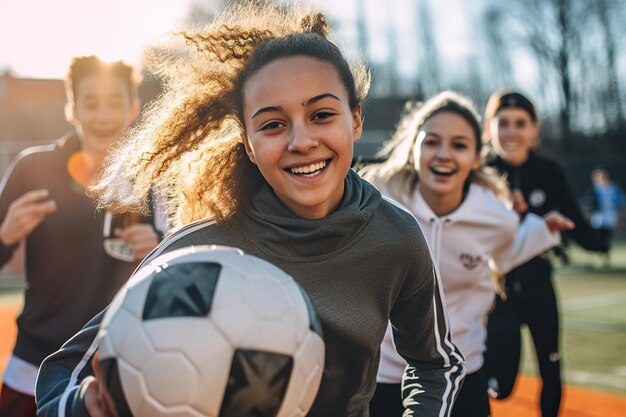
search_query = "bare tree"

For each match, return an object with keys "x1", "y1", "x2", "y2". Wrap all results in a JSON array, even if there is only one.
[
  {"x1": 186, "y1": 0, "x2": 225, "y2": 25},
  {"x1": 413, "y1": 0, "x2": 440, "y2": 97},
  {"x1": 481, "y1": 0, "x2": 604, "y2": 148},
  {"x1": 384, "y1": 0, "x2": 401, "y2": 96},
  {"x1": 355, "y1": 0, "x2": 370, "y2": 60},
  {"x1": 481, "y1": 7, "x2": 514, "y2": 89},
  {"x1": 595, "y1": 0, "x2": 625, "y2": 132}
]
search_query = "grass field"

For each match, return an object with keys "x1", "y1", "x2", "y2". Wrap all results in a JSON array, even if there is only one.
[{"x1": 518, "y1": 240, "x2": 626, "y2": 396}]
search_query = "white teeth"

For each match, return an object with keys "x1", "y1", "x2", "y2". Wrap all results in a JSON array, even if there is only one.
[
  {"x1": 432, "y1": 166, "x2": 454, "y2": 174},
  {"x1": 290, "y1": 160, "x2": 326, "y2": 175}
]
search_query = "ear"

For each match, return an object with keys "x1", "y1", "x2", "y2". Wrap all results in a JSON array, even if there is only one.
[
  {"x1": 352, "y1": 104, "x2": 363, "y2": 143},
  {"x1": 485, "y1": 118, "x2": 498, "y2": 144},
  {"x1": 65, "y1": 102, "x2": 78, "y2": 125},
  {"x1": 90, "y1": 351, "x2": 119, "y2": 417},
  {"x1": 91, "y1": 350, "x2": 101, "y2": 379},
  {"x1": 242, "y1": 136, "x2": 257, "y2": 165},
  {"x1": 129, "y1": 98, "x2": 141, "y2": 123},
  {"x1": 471, "y1": 151, "x2": 481, "y2": 170},
  {"x1": 530, "y1": 122, "x2": 541, "y2": 148}
]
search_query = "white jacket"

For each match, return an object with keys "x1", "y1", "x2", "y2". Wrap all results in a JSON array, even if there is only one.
[{"x1": 375, "y1": 180, "x2": 561, "y2": 379}]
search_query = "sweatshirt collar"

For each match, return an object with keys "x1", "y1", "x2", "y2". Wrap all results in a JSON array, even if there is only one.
[
  {"x1": 241, "y1": 170, "x2": 381, "y2": 259},
  {"x1": 411, "y1": 183, "x2": 484, "y2": 225}
]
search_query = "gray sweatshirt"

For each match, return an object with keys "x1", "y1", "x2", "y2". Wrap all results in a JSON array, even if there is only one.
[{"x1": 36, "y1": 170, "x2": 465, "y2": 417}]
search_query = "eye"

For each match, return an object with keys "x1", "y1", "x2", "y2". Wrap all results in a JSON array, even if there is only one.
[
  {"x1": 498, "y1": 119, "x2": 509, "y2": 128},
  {"x1": 422, "y1": 136, "x2": 439, "y2": 146},
  {"x1": 83, "y1": 100, "x2": 98, "y2": 110},
  {"x1": 109, "y1": 99, "x2": 123, "y2": 109},
  {"x1": 453, "y1": 142, "x2": 470, "y2": 150},
  {"x1": 515, "y1": 119, "x2": 528, "y2": 129},
  {"x1": 312, "y1": 111, "x2": 335, "y2": 121},
  {"x1": 259, "y1": 121, "x2": 284, "y2": 131}
]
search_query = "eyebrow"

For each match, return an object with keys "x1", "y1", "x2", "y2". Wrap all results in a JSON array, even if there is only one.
[
  {"x1": 251, "y1": 93, "x2": 341, "y2": 119},
  {"x1": 499, "y1": 117, "x2": 528, "y2": 124},
  {"x1": 80, "y1": 92, "x2": 124, "y2": 100},
  {"x1": 423, "y1": 131, "x2": 473, "y2": 141},
  {"x1": 308, "y1": 93, "x2": 341, "y2": 105}
]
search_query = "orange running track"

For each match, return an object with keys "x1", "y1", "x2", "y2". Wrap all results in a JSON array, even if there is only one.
[
  {"x1": 490, "y1": 375, "x2": 626, "y2": 417},
  {"x1": 1, "y1": 304, "x2": 625, "y2": 416}
]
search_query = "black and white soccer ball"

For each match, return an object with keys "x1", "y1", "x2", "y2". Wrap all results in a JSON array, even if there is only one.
[{"x1": 96, "y1": 245, "x2": 325, "y2": 417}]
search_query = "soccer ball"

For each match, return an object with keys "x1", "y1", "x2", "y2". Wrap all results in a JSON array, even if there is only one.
[{"x1": 96, "y1": 245, "x2": 325, "y2": 417}]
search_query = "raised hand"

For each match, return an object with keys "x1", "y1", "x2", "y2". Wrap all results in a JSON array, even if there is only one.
[
  {"x1": 543, "y1": 210, "x2": 575, "y2": 233},
  {"x1": 114, "y1": 223, "x2": 159, "y2": 261},
  {"x1": 0, "y1": 189, "x2": 57, "y2": 246},
  {"x1": 86, "y1": 352, "x2": 118, "y2": 417},
  {"x1": 512, "y1": 189, "x2": 528, "y2": 216}
]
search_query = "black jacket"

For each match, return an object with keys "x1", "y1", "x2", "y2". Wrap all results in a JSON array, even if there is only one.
[
  {"x1": 489, "y1": 151, "x2": 606, "y2": 253},
  {"x1": 0, "y1": 134, "x2": 156, "y2": 366}
]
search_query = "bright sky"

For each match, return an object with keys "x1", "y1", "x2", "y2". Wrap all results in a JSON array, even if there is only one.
[
  {"x1": 0, "y1": 0, "x2": 477, "y2": 82},
  {"x1": 315, "y1": 0, "x2": 472, "y2": 77},
  {"x1": 0, "y1": 0, "x2": 195, "y2": 79}
]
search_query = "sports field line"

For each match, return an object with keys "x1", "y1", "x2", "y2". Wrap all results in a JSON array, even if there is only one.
[
  {"x1": 561, "y1": 290, "x2": 626, "y2": 312},
  {"x1": 566, "y1": 370, "x2": 626, "y2": 390}
]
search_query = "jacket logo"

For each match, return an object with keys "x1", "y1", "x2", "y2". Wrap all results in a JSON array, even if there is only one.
[
  {"x1": 460, "y1": 253, "x2": 482, "y2": 270},
  {"x1": 529, "y1": 189, "x2": 546, "y2": 207}
]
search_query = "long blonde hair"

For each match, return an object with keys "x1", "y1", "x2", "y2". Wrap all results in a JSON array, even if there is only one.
[
  {"x1": 361, "y1": 90, "x2": 510, "y2": 203},
  {"x1": 361, "y1": 91, "x2": 510, "y2": 296},
  {"x1": 91, "y1": 1, "x2": 370, "y2": 230}
]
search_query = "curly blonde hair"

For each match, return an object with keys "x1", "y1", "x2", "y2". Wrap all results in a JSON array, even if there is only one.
[{"x1": 91, "y1": 1, "x2": 370, "y2": 230}]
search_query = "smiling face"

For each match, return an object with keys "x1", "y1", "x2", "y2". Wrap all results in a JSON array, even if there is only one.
[
  {"x1": 68, "y1": 73, "x2": 139, "y2": 165},
  {"x1": 242, "y1": 56, "x2": 362, "y2": 219},
  {"x1": 489, "y1": 107, "x2": 539, "y2": 166},
  {"x1": 415, "y1": 111, "x2": 481, "y2": 215}
]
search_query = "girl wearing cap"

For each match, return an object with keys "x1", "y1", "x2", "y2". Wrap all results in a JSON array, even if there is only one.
[
  {"x1": 361, "y1": 91, "x2": 573, "y2": 417},
  {"x1": 483, "y1": 90, "x2": 608, "y2": 417}
]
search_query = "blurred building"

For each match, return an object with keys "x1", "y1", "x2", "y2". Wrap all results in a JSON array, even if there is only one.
[
  {"x1": 0, "y1": 71, "x2": 163, "y2": 175},
  {"x1": 0, "y1": 72, "x2": 69, "y2": 171}
]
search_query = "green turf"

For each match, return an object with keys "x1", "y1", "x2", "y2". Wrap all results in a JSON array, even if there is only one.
[
  {"x1": 520, "y1": 240, "x2": 626, "y2": 395},
  {"x1": 0, "y1": 286, "x2": 22, "y2": 307}
]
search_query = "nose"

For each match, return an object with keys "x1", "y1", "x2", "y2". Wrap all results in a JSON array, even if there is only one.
[
  {"x1": 501, "y1": 124, "x2": 515, "y2": 139},
  {"x1": 435, "y1": 143, "x2": 451, "y2": 159},
  {"x1": 96, "y1": 104, "x2": 113, "y2": 121},
  {"x1": 288, "y1": 122, "x2": 318, "y2": 153}
]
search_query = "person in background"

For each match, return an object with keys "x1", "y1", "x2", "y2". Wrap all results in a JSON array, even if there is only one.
[
  {"x1": 35, "y1": 3, "x2": 465, "y2": 416},
  {"x1": 483, "y1": 90, "x2": 608, "y2": 417},
  {"x1": 0, "y1": 56, "x2": 161, "y2": 417},
  {"x1": 362, "y1": 91, "x2": 572, "y2": 417},
  {"x1": 588, "y1": 168, "x2": 625, "y2": 267}
]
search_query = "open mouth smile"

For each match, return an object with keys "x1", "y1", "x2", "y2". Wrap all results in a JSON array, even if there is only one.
[
  {"x1": 430, "y1": 166, "x2": 456, "y2": 177},
  {"x1": 92, "y1": 128, "x2": 118, "y2": 138},
  {"x1": 287, "y1": 160, "x2": 328, "y2": 177}
]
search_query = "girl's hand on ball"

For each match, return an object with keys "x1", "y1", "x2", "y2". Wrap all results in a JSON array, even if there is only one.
[
  {"x1": 81, "y1": 376, "x2": 114, "y2": 417},
  {"x1": 84, "y1": 353, "x2": 118, "y2": 417}
]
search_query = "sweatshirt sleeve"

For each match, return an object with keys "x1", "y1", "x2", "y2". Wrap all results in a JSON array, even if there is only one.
[
  {"x1": 390, "y1": 235, "x2": 466, "y2": 416},
  {"x1": 0, "y1": 153, "x2": 29, "y2": 265},
  {"x1": 36, "y1": 310, "x2": 105, "y2": 417},
  {"x1": 550, "y1": 162, "x2": 607, "y2": 252},
  {"x1": 492, "y1": 212, "x2": 561, "y2": 274}
]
